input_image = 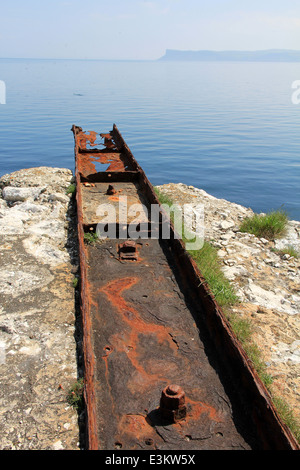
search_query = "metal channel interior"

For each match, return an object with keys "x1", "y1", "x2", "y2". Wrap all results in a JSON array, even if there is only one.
[{"x1": 72, "y1": 125, "x2": 299, "y2": 451}]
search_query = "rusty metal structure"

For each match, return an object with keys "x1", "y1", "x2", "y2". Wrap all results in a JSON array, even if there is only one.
[{"x1": 72, "y1": 124, "x2": 299, "y2": 450}]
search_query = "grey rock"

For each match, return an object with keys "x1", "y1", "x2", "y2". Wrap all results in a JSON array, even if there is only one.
[
  {"x1": 2, "y1": 187, "x2": 45, "y2": 202},
  {"x1": 48, "y1": 193, "x2": 70, "y2": 204}
]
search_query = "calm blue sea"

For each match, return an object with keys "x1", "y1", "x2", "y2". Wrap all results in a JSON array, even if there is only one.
[{"x1": 0, "y1": 59, "x2": 299, "y2": 220}]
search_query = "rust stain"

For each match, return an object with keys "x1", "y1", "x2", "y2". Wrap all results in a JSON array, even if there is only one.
[
  {"x1": 99, "y1": 277, "x2": 178, "y2": 390},
  {"x1": 108, "y1": 195, "x2": 121, "y2": 202},
  {"x1": 73, "y1": 126, "x2": 132, "y2": 178},
  {"x1": 117, "y1": 414, "x2": 157, "y2": 442},
  {"x1": 99, "y1": 276, "x2": 222, "y2": 431},
  {"x1": 116, "y1": 399, "x2": 222, "y2": 446},
  {"x1": 77, "y1": 130, "x2": 99, "y2": 150},
  {"x1": 185, "y1": 396, "x2": 223, "y2": 424},
  {"x1": 99, "y1": 277, "x2": 176, "y2": 345},
  {"x1": 78, "y1": 153, "x2": 126, "y2": 176}
]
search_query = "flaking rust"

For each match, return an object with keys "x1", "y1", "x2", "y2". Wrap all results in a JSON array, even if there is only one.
[{"x1": 72, "y1": 124, "x2": 299, "y2": 451}]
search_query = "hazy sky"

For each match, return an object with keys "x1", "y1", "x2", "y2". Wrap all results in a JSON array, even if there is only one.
[{"x1": 1, "y1": 0, "x2": 300, "y2": 60}]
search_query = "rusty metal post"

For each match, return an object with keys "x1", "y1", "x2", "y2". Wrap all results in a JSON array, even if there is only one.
[{"x1": 160, "y1": 385, "x2": 187, "y2": 423}]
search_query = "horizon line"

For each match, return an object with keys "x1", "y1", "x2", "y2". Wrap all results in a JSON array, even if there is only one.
[
  {"x1": 0, "y1": 48, "x2": 300, "y2": 62},
  {"x1": 1, "y1": 48, "x2": 300, "y2": 62},
  {"x1": 0, "y1": 57, "x2": 155, "y2": 61}
]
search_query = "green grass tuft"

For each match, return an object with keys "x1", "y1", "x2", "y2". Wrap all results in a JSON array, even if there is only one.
[
  {"x1": 228, "y1": 313, "x2": 252, "y2": 344},
  {"x1": 272, "y1": 397, "x2": 300, "y2": 443},
  {"x1": 66, "y1": 183, "x2": 76, "y2": 195},
  {"x1": 273, "y1": 245, "x2": 299, "y2": 259},
  {"x1": 187, "y1": 241, "x2": 238, "y2": 307},
  {"x1": 84, "y1": 232, "x2": 98, "y2": 245},
  {"x1": 67, "y1": 378, "x2": 84, "y2": 411},
  {"x1": 154, "y1": 187, "x2": 174, "y2": 207},
  {"x1": 244, "y1": 343, "x2": 273, "y2": 388},
  {"x1": 239, "y1": 209, "x2": 288, "y2": 240}
]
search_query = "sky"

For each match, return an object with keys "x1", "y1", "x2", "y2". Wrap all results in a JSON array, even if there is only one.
[{"x1": 1, "y1": 0, "x2": 300, "y2": 60}]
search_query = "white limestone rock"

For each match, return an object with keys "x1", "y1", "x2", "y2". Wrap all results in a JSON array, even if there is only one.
[{"x1": 2, "y1": 186, "x2": 45, "y2": 202}]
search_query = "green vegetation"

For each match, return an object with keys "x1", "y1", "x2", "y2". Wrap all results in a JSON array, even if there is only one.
[
  {"x1": 186, "y1": 241, "x2": 238, "y2": 307},
  {"x1": 154, "y1": 187, "x2": 237, "y2": 308},
  {"x1": 239, "y1": 209, "x2": 288, "y2": 240},
  {"x1": 244, "y1": 343, "x2": 273, "y2": 388},
  {"x1": 66, "y1": 183, "x2": 76, "y2": 195},
  {"x1": 272, "y1": 397, "x2": 300, "y2": 443},
  {"x1": 154, "y1": 187, "x2": 174, "y2": 207},
  {"x1": 228, "y1": 312, "x2": 252, "y2": 344},
  {"x1": 72, "y1": 277, "x2": 79, "y2": 288},
  {"x1": 84, "y1": 231, "x2": 98, "y2": 245},
  {"x1": 67, "y1": 378, "x2": 84, "y2": 412}
]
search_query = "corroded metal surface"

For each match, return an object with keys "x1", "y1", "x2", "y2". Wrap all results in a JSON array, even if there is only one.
[
  {"x1": 86, "y1": 238, "x2": 253, "y2": 450},
  {"x1": 80, "y1": 182, "x2": 149, "y2": 226},
  {"x1": 72, "y1": 124, "x2": 299, "y2": 450}
]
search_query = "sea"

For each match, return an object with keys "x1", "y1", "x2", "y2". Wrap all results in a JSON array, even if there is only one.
[{"x1": 0, "y1": 59, "x2": 299, "y2": 220}]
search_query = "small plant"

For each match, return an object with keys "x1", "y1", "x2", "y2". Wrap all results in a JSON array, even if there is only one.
[
  {"x1": 66, "y1": 183, "x2": 76, "y2": 195},
  {"x1": 272, "y1": 245, "x2": 299, "y2": 259},
  {"x1": 239, "y1": 209, "x2": 288, "y2": 240},
  {"x1": 154, "y1": 186, "x2": 238, "y2": 308},
  {"x1": 84, "y1": 231, "x2": 98, "y2": 245},
  {"x1": 67, "y1": 378, "x2": 84, "y2": 411},
  {"x1": 72, "y1": 277, "x2": 79, "y2": 288}
]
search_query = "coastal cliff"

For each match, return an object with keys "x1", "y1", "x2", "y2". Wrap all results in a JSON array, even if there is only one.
[
  {"x1": 159, "y1": 49, "x2": 300, "y2": 62},
  {"x1": 0, "y1": 168, "x2": 299, "y2": 449}
]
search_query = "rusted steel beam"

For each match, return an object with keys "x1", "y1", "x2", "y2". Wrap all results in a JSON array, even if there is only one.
[
  {"x1": 72, "y1": 125, "x2": 99, "y2": 450},
  {"x1": 71, "y1": 124, "x2": 299, "y2": 451}
]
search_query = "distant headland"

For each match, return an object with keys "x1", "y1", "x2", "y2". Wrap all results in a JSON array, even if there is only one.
[{"x1": 158, "y1": 49, "x2": 300, "y2": 62}]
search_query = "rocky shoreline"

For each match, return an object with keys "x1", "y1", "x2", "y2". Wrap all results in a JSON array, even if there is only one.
[
  {"x1": 0, "y1": 167, "x2": 81, "y2": 450},
  {"x1": 0, "y1": 168, "x2": 299, "y2": 449}
]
